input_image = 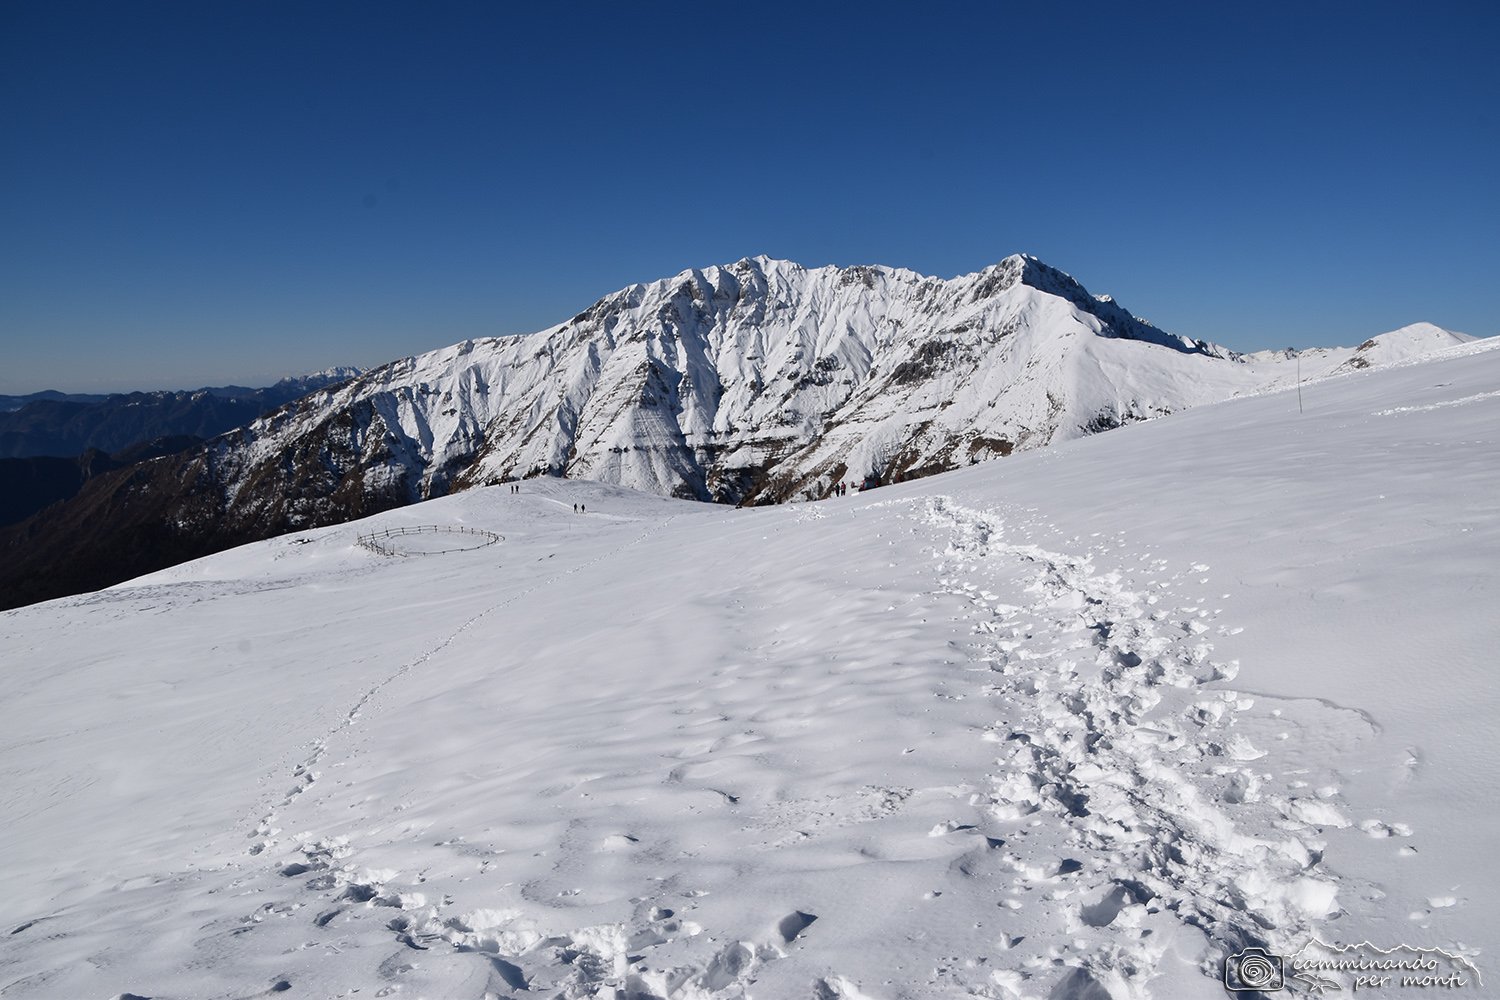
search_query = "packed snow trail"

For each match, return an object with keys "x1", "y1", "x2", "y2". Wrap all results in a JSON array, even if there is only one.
[{"x1": 910, "y1": 495, "x2": 1380, "y2": 998}]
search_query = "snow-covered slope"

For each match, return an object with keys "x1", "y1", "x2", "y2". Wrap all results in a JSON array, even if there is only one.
[{"x1": 2, "y1": 335, "x2": 1495, "y2": 999}]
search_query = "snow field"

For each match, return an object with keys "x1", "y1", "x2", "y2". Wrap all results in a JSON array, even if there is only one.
[{"x1": 1, "y1": 338, "x2": 1497, "y2": 998}]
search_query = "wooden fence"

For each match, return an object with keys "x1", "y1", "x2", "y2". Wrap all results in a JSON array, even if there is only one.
[{"x1": 356, "y1": 524, "x2": 504, "y2": 557}]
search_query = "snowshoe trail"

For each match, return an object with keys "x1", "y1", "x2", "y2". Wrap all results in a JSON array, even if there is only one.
[{"x1": 916, "y1": 495, "x2": 1378, "y2": 998}]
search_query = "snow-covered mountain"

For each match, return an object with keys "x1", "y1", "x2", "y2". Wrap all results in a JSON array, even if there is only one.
[
  {"x1": 269, "y1": 366, "x2": 365, "y2": 395},
  {"x1": 0, "y1": 255, "x2": 1476, "y2": 613},
  {"x1": 204, "y1": 255, "x2": 1234, "y2": 514},
  {"x1": 212, "y1": 257, "x2": 1478, "y2": 515},
  {"x1": 2, "y1": 332, "x2": 1495, "y2": 1000}
]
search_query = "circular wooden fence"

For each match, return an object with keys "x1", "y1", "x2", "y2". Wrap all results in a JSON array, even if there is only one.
[{"x1": 357, "y1": 524, "x2": 503, "y2": 557}]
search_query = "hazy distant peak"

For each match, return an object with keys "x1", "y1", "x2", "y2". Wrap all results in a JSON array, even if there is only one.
[{"x1": 274, "y1": 366, "x2": 364, "y2": 388}]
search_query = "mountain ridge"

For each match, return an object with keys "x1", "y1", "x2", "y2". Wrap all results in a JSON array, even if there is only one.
[
  {"x1": 236, "y1": 253, "x2": 1242, "y2": 510},
  {"x1": 0, "y1": 255, "x2": 1476, "y2": 611},
  {"x1": 0, "y1": 368, "x2": 365, "y2": 459}
]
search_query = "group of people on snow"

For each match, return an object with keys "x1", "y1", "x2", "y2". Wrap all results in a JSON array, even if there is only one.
[{"x1": 507, "y1": 481, "x2": 586, "y2": 513}]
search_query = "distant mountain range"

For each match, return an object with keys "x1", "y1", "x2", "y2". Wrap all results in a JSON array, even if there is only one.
[
  {"x1": 0, "y1": 257, "x2": 1476, "y2": 611},
  {"x1": 0, "y1": 389, "x2": 109, "y2": 412},
  {"x1": 0, "y1": 368, "x2": 363, "y2": 458},
  {"x1": 0, "y1": 369, "x2": 363, "y2": 532}
]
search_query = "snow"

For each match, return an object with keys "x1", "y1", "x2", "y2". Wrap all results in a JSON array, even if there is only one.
[
  {"x1": 1239, "y1": 322, "x2": 1479, "y2": 390},
  {"x1": 1, "y1": 337, "x2": 1497, "y2": 998},
  {"x1": 1338, "y1": 323, "x2": 1477, "y2": 370}
]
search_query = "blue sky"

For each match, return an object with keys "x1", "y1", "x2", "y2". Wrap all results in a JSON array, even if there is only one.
[{"x1": 2, "y1": 1, "x2": 1496, "y2": 393}]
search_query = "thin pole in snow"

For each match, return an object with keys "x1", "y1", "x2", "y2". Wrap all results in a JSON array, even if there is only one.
[{"x1": 1294, "y1": 348, "x2": 1303, "y2": 414}]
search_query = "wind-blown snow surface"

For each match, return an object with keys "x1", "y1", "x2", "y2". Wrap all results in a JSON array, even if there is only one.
[{"x1": 2, "y1": 339, "x2": 1496, "y2": 999}]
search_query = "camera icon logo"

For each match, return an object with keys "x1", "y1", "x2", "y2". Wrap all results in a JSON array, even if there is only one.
[{"x1": 1225, "y1": 947, "x2": 1285, "y2": 992}]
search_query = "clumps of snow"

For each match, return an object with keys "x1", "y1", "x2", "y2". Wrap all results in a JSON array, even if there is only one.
[{"x1": 1359, "y1": 819, "x2": 1414, "y2": 838}]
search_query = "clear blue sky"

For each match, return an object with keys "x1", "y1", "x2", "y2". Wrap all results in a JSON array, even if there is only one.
[{"x1": 2, "y1": 1, "x2": 1496, "y2": 393}]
